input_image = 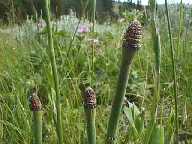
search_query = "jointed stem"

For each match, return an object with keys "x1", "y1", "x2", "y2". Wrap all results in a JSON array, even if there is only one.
[
  {"x1": 106, "y1": 49, "x2": 137, "y2": 144},
  {"x1": 85, "y1": 109, "x2": 96, "y2": 144},
  {"x1": 33, "y1": 111, "x2": 42, "y2": 144},
  {"x1": 83, "y1": 87, "x2": 96, "y2": 144},
  {"x1": 44, "y1": 0, "x2": 63, "y2": 143}
]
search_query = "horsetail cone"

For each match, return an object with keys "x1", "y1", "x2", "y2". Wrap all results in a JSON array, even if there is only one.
[
  {"x1": 29, "y1": 92, "x2": 42, "y2": 111},
  {"x1": 106, "y1": 20, "x2": 143, "y2": 144},
  {"x1": 84, "y1": 87, "x2": 97, "y2": 109},
  {"x1": 123, "y1": 20, "x2": 142, "y2": 50},
  {"x1": 29, "y1": 92, "x2": 42, "y2": 144},
  {"x1": 83, "y1": 87, "x2": 96, "y2": 144}
]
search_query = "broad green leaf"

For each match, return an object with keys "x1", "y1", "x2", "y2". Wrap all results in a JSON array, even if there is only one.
[{"x1": 149, "y1": 124, "x2": 164, "y2": 144}]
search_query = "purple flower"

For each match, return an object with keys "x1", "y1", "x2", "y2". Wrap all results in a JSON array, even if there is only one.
[{"x1": 77, "y1": 24, "x2": 90, "y2": 33}]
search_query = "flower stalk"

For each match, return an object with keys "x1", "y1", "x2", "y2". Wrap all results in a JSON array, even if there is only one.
[
  {"x1": 83, "y1": 87, "x2": 96, "y2": 144},
  {"x1": 106, "y1": 20, "x2": 143, "y2": 144}
]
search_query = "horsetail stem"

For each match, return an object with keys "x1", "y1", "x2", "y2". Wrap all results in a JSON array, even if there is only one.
[
  {"x1": 29, "y1": 92, "x2": 42, "y2": 144},
  {"x1": 44, "y1": 0, "x2": 63, "y2": 143},
  {"x1": 83, "y1": 87, "x2": 96, "y2": 144},
  {"x1": 165, "y1": 0, "x2": 179, "y2": 142},
  {"x1": 106, "y1": 20, "x2": 143, "y2": 144}
]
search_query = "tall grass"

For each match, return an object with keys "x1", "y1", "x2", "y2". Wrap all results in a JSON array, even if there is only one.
[
  {"x1": 177, "y1": 0, "x2": 184, "y2": 58},
  {"x1": 145, "y1": 0, "x2": 164, "y2": 144},
  {"x1": 165, "y1": 0, "x2": 179, "y2": 142},
  {"x1": 144, "y1": 0, "x2": 163, "y2": 143}
]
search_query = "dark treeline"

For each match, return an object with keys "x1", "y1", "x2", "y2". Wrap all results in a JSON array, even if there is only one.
[{"x1": 0, "y1": 0, "x2": 143, "y2": 23}]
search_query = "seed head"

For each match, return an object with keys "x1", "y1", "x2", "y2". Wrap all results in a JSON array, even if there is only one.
[
  {"x1": 84, "y1": 87, "x2": 96, "y2": 109},
  {"x1": 123, "y1": 20, "x2": 143, "y2": 49},
  {"x1": 29, "y1": 92, "x2": 42, "y2": 111}
]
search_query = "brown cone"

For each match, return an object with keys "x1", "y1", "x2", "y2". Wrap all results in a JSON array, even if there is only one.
[
  {"x1": 29, "y1": 92, "x2": 42, "y2": 111},
  {"x1": 84, "y1": 87, "x2": 96, "y2": 109},
  {"x1": 123, "y1": 20, "x2": 143, "y2": 49}
]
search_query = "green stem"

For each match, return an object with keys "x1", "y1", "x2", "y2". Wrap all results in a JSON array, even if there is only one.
[
  {"x1": 177, "y1": 0, "x2": 183, "y2": 58},
  {"x1": 44, "y1": 0, "x2": 63, "y2": 143},
  {"x1": 106, "y1": 48, "x2": 138, "y2": 144},
  {"x1": 33, "y1": 111, "x2": 42, "y2": 144},
  {"x1": 150, "y1": 0, "x2": 161, "y2": 108},
  {"x1": 145, "y1": 14, "x2": 162, "y2": 144},
  {"x1": 165, "y1": 0, "x2": 178, "y2": 142},
  {"x1": 85, "y1": 108, "x2": 96, "y2": 144},
  {"x1": 92, "y1": 0, "x2": 96, "y2": 32},
  {"x1": 55, "y1": 0, "x2": 62, "y2": 18},
  {"x1": 83, "y1": 87, "x2": 96, "y2": 144},
  {"x1": 91, "y1": 0, "x2": 96, "y2": 85},
  {"x1": 11, "y1": 0, "x2": 15, "y2": 24},
  {"x1": 151, "y1": 0, "x2": 161, "y2": 122}
]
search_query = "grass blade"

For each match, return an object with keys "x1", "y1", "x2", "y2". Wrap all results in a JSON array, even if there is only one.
[{"x1": 165, "y1": 0, "x2": 179, "y2": 142}]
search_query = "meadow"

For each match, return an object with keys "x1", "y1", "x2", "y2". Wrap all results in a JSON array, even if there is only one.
[{"x1": 0, "y1": 0, "x2": 192, "y2": 144}]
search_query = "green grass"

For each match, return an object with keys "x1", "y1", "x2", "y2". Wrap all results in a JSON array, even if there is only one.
[
  {"x1": 0, "y1": 4, "x2": 192, "y2": 144},
  {"x1": 165, "y1": 0, "x2": 178, "y2": 142}
]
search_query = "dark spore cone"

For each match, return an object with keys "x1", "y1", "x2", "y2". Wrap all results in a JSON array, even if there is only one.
[
  {"x1": 123, "y1": 20, "x2": 143, "y2": 49},
  {"x1": 29, "y1": 92, "x2": 42, "y2": 111},
  {"x1": 84, "y1": 87, "x2": 96, "y2": 109}
]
